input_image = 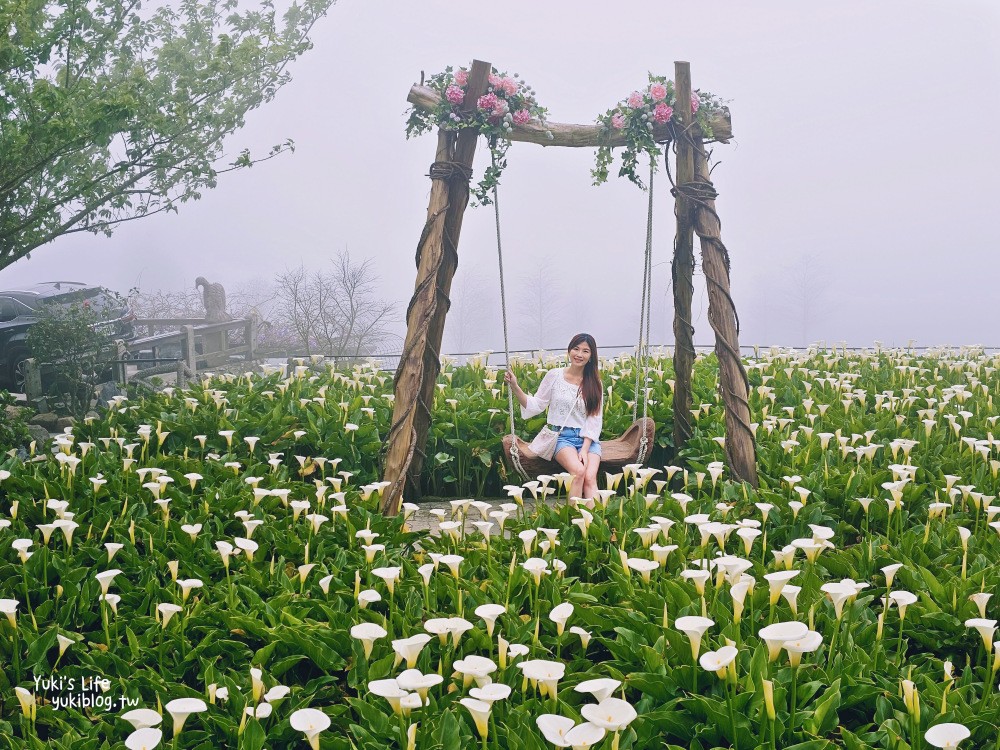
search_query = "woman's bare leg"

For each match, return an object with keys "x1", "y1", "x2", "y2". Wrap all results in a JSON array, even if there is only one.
[
  {"x1": 555, "y1": 446, "x2": 586, "y2": 498},
  {"x1": 582, "y1": 453, "x2": 601, "y2": 499}
]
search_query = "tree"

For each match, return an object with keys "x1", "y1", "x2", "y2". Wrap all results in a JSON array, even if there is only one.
[
  {"x1": 779, "y1": 252, "x2": 832, "y2": 346},
  {"x1": 0, "y1": 0, "x2": 336, "y2": 269},
  {"x1": 517, "y1": 259, "x2": 565, "y2": 351},
  {"x1": 444, "y1": 270, "x2": 498, "y2": 354},
  {"x1": 27, "y1": 296, "x2": 121, "y2": 418},
  {"x1": 273, "y1": 251, "x2": 399, "y2": 358}
]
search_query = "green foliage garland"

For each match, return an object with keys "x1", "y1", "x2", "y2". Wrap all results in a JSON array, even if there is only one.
[
  {"x1": 405, "y1": 64, "x2": 549, "y2": 205},
  {"x1": 592, "y1": 74, "x2": 729, "y2": 189}
]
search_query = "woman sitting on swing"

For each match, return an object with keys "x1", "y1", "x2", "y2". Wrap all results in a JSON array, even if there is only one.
[{"x1": 504, "y1": 333, "x2": 604, "y2": 499}]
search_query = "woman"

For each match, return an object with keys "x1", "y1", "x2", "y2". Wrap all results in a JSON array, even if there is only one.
[{"x1": 504, "y1": 333, "x2": 604, "y2": 499}]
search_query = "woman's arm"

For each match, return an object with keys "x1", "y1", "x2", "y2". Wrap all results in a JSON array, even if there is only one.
[
  {"x1": 581, "y1": 395, "x2": 604, "y2": 443},
  {"x1": 504, "y1": 369, "x2": 529, "y2": 408},
  {"x1": 512, "y1": 369, "x2": 556, "y2": 419}
]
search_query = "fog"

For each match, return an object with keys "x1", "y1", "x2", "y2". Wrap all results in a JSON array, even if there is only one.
[{"x1": 4, "y1": 0, "x2": 999, "y2": 353}]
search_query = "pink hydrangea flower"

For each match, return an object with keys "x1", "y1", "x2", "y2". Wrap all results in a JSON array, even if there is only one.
[
  {"x1": 492, "y1": 98, "x2": 509, "y2": 116},
  {"x1": 653, "y1": 102, "x2": 673, "y2": 124},
  {"x1": 454, "y1": 69, "x2": 468, "y2": 86},
  {"x1": 691, "y1": 93, "x2": 700, "y2": 113},
  {"x1": 649, "y1": 83, "x2": 667, "y2": 102},
  {"x1": 488, "y1": 73, "x2": 502, "y2": 87},
  {"x1": 512, "y1": 109, "x2": 532, "y2": 126},
  {"x1": 477, "y1": 92, "x2": 499, "y2": 112},
  {"x1": 500, "y1": 77, "x2": 518, "y2": 96},
  {"x1": 611, "y1": 112, "x2": 626, "y2": 129},
  {"x1": 626, "y1": 91, "x2": 644, "y2": 109},
  {"x1": 445, "y1": 85, "x2": 465, "y2": 105}
]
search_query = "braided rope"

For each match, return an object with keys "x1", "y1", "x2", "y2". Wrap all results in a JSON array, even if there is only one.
[{"x1": 490, "y1": 151, "x2": 529, "y2": 481}]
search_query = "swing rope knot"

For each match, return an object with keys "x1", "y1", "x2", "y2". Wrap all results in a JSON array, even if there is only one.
[
  {"x1": 670, "y1": 178, "x2": 718, "y2": 204},
  {"x1": 429, "y1": 161, "x2": 473, "y2": 183}
]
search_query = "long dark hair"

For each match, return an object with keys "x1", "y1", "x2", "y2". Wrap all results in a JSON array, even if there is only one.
[{"x1": 568, "y1": 333, "x2": 602, "y2": 416}]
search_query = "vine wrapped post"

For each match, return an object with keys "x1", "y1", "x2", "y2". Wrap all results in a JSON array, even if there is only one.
[
  {"x1": 689, "y1": 138, "x2": 759, "y2": 487},
  {"x1": 671, "y1": 61, "x2": 697, "y2": 458},
  {"x1": 381, "y1": 60, "x2": 492, "y2": 516}
]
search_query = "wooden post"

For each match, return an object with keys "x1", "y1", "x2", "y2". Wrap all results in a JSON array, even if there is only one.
[
  {"x1": 116, "y1": 341, "x2": 128, "y2": 385},
  {"x1": 182, "y1": 325, "x2": 196, "y2": 372},
  {"x1": 382, "y1": 60, "x2": 491, "y2": 515},
  {"x1": 23, "y1": 358, "x2": 42, "y2": 402},
  {"x1": 690, "y1": 139, "x2": 759, "y2": 487},
  {"x1": 671, "y1": 62, "x2": 697, "y2": 459},
  {"x1": 246, "y1": 318, "x2": 257, "y2": 362}
]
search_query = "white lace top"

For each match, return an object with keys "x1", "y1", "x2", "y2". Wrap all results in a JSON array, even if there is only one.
[{"x1": 521, "y1": 368, "x2": 603, "y2": 442}]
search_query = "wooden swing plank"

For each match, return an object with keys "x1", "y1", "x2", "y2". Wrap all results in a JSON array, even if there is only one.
[
  {"x1": 502, "y1": 418, "x2": 655, "y2": 479},
  {"x1": 407, "y1": 85, "x2": 733, "y2": 146}
]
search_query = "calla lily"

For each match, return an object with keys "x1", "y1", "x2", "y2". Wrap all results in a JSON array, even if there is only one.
[
  {"x1": 517, "y1": 659, "x2": 566, "y2": 700},
  {"x1": 889, "y1": 590, "x2": 918, "y2": 619},
  {"x1": 549, "y1": 602, "x2": 574, "y2": 635},
  {"x1": 925, "y1": 722, "x2": 971, "y2": 748},
  {"x1": 157, "y1": 603, "x2": 182, "y2": 628},
  {"x1": 460, "y1": 697, "x2": 492, "y2": 740},
  {"x1": 351, "y1": 622, "x2": 388, "y2": 660},
  {"x1": 290, "y1": 707, "x2": 331, "y2": 750},
  {"x1": 536, "y1": 714, "x2": 574, "y2": 747},
  {"x1": 565, "y1": 722, "x2": 606, "y2": 750},
  {"x1": 966, "y1": 618, "x2": 997, "y2": 650},
  {"x1": 475, "y1": 603, "x2": 506, "y2": 637},
  {"x1": 764, "y1": 570, "x2": 799, "y2": 605},
  {"x1": 96, "y1": 569, "x2": 122, "y2": 596},
  {"x1": 783, "y1": 630, "x2": 823, "y2": 668},
  {"x1": 580, "y1": 697, "x2": 637, "y2": 732},
  {"x1": 14, "y1": 687, "x2": 35, "y2": 720},
  {"x1": 469, "y1": 682, "x2": 511, "y2": 704},
  {"x1": 453, "y1": 654, "x2": 497, "y2": 688},
  {"x1": 700, "y1": 644, "x2": 738, "y2": 678},
  {"x1": 675, "y1": 616, "x2": 714, "y2": 661},
  {"x1": 122, "y1": 708, "x2": 163, "y2": 729},
  {"x1": 758, "y1": 621, "x2": 809, "y2": 662},
  {"x1": 575, "y1": 678, "x2": 621, "y2": 703},
  {"x1": 970, "y1": 592, "x2": 992, "y2": 618},
  {"x1": 124, "y1": 727, "x2": 162, "y2": 750},
  {"x1": 397, "y1": 668, "x2": 444, "y2": 704},
  {"x1": 163, "y1": 697, "x2": 207, "y2": 736}
]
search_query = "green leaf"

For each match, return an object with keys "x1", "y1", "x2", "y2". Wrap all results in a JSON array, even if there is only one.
[{"x1": 806, "y1": 678, "x2": 842, "y2": 736}]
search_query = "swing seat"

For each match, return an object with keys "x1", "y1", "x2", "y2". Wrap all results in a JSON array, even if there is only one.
[{"x1": 502, "y1": 418, "x2": 656, "y2": 480}]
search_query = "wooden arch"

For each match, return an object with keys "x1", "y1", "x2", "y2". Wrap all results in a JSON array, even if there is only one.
[{"x1": 381, "y1": 60, "x2": 758, "y2": 516}]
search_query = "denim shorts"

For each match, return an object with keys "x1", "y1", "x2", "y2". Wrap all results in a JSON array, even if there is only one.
[{"x1": 552, "y1": 426, "x2": 602, "y2": 457}]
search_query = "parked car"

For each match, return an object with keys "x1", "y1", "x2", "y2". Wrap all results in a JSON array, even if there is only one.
[{"x1": 0, "y1": 281, "x2": 137, "y2": 391}]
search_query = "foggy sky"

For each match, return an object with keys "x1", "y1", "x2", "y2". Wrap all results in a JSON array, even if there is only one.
[{"x1": 4, "y1": 0, "x2": 999, "y2": 352}]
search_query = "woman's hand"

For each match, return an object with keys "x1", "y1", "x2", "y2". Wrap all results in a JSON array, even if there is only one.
[
  {"x1": 578, "y1": 448, "x2": 589, "y2": 471},
  {"x1": 503, "y1": 369, "x2": 518, "y2": 390}
]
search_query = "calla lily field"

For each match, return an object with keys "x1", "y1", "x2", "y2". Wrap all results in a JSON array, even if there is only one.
[{"x1": 1, "y1": 345, "x2": 999, "y2": 749}]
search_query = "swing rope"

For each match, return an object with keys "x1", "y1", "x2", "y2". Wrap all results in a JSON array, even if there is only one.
[
  {"x1": 632, "y1": 157, "x2": 655, "y2": 463},
  {"x1": 494, "y1": 149, "x2": 656, "y2": 480},
  {"x1": 491, "y1": 147, "x2": 529, "y2": 481}
]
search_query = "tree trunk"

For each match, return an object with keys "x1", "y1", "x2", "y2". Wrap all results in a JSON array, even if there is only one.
[
  {"x1": 671, "y1": 62, "x2": 696, "y2": 460},
  {"x1": 690, "y1": 139, "x2": 759, "y2": 487},
  {"x1": 381, "y1": 60, "x2": 492, "y2": 516}
]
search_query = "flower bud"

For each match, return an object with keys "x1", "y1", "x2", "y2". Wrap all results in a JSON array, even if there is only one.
[{"x1": 762, "y1": 679, "x2": 776, "y2": 720}]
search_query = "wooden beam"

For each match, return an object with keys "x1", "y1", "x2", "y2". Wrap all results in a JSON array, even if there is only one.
[
  {"x1": 671, "y1": 61, "x2": 697, "y2": 460},
  {"x1": 381, "y1": 60, "x2": 492, "y2": 516},
  {"x1": 406, "y1": 85, "x2": 733, "y2": 146}
]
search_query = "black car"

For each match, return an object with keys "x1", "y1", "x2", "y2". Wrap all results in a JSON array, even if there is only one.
[{"x1": 0, "y1": 282, "x2": 136, "y2": 390}]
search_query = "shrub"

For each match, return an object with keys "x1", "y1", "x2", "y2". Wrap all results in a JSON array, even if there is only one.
[{"x1": 26, "y1": 297, "x2": 120, "y2": 419}]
